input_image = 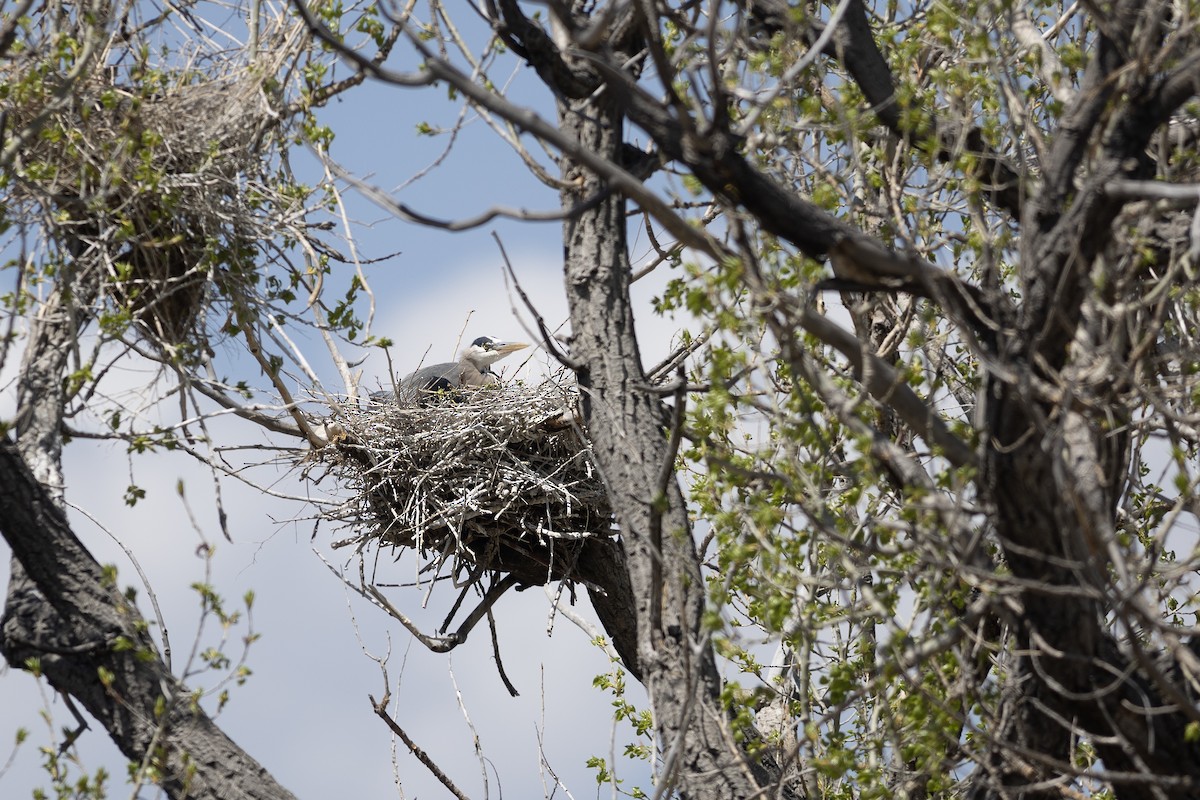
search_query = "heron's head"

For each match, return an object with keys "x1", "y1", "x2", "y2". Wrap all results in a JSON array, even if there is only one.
[{"x1": 461, "y1": 336, "x2": 529, "y2": 370}]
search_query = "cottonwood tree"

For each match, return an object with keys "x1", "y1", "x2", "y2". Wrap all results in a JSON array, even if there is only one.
[
  {"x1": 0, "y1": 0, "x2": 396, "y2": 796},
  {"x1": 298, "y1": 0, "x2": 1200, "y2": 798},
  {"x1": 7, "y1": 0, "x2": 1200, "y2": 798}
]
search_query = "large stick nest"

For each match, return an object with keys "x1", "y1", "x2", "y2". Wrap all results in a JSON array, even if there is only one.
[
  {"x1": 310, "y1": 380, "x2": 615, "y2": 589},
  {"x1": 4, "y1": 11, "x2": 311, "y2": 345}
]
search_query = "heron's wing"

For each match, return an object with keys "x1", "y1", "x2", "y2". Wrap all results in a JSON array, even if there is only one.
[
  {"x1": 393, "y1": 362, "x2": 467, "y2": 405},
  {"x1": 402, "y1": 361, "x2": 464, "y2": 390}
]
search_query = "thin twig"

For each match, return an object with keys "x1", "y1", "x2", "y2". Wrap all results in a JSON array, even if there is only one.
[
  {"x1": 370, "y1": 691, "x2": 473, "y2": 800},
  {"x1": 488, "y1": 608, "x2": 520, "y2": 697},
  {"x1": 493, "y1": 230, "x2": 580, "y2": 370}
]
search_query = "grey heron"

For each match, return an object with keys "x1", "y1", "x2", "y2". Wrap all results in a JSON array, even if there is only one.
[{"x1": 375, "y1": 336, "x2": 529, "y2": 403}]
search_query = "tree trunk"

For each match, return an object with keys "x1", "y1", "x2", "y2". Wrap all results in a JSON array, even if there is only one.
[
  {"x1": 557, "y1": 88, "x2": 777, "y2": 799},
  {"x1": 1, "y1": 441, "x2": 298, "y2": 800}
]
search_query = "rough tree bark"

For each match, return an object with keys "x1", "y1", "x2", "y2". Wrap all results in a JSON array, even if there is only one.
[
  {"x1": 551, "y1": 15, "x2": 779, "y2": 798},
  {"x1": 558, "y1": 98, "x2": 775, "y2": 800}
]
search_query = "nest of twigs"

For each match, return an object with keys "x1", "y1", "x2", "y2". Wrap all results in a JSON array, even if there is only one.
[
  {"x1": 4, "y1": 14, "x2": 306, "y2": 345},
  {"x1": 90, "y1": 77, "x2": 279, "y2": 343},
  {"x1": 311, "y1": 380, "x2": 615, "y2": 589}
]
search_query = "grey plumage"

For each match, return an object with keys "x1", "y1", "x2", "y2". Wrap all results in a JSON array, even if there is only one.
[{"x1": 373, "y1": 335, "x2": 528, "y2": 403}]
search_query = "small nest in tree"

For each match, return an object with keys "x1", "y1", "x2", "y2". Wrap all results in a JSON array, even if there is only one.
[{"x1": 310, "y1": 380, "x2": 615, "y2": 589}]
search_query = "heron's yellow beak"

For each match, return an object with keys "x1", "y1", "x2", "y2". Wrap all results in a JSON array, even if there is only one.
[{"x1": 495, "y1": 342, "x2": 529, "y2": 354}]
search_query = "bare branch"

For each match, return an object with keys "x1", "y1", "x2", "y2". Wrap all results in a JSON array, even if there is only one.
[{"x1": 370, "y1": 688, "x2": 473, "y2": 800}]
